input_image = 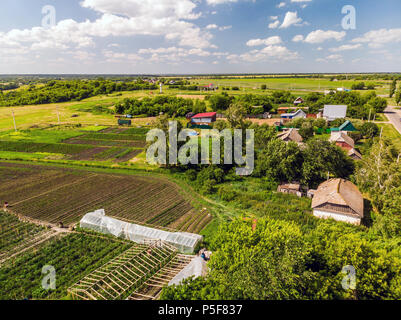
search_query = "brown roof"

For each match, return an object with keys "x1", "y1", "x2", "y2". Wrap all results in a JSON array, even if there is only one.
[
  {"x1": 348, "y1": 148, "x2": 362, "y2": 160},
  {"x1": 329, "y1": 131, "x2": 355, "y2": 148},
  {"x1": 278, "y1": 183, "x2": 301, "y2": 191},
  {"x1": 277, "y1": 128, "x2": 304, "y2": 143},
  {"x1": 312, "y1": 178, "x2": 364, "y2": 218}
]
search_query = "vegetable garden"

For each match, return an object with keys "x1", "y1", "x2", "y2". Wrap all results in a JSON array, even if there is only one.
[{"x1": 0, "y1": 162, "x2": 210, "y2": 233}]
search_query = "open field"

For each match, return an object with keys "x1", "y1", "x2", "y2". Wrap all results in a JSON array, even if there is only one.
[
  {"x1": 0, "y1": 126, "x2": 148, "y2": 163},
  {"x1": 0, "y1": 162, "x2": 211, "y2": 232}
]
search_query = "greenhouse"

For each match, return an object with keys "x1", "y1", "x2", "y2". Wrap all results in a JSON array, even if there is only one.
[{"x1": 80, "y1": 209, "x2": 203, "y2": 254}]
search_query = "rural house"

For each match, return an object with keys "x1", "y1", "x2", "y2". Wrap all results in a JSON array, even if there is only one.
[
  {"x1": 329, "y1": 131, "x2": 355, "y2": 151},
  {"x1": 311, "y1": 178, "x2": 364, "y2": 225},
  {"x1": 294, "y1": 97, "x2": 304, "y2": 106},
  {"x1": 277, "y1": 128, "x2": 303, "y2": 143},
  {"x1": 277, "y1": 183, "x2": 302, "y2": 197},
  {"x1": 191, "y1": 112, "x2": 217, "y2": 126},
  {"x1": 331, "y1": 120, "x2": 357, "y2": 132},
  {"x1": 281, "y1": 109, "x2": 307, "y2": 123},
  {"x1": 323, "y1": 105, "x2": 348, "y2": 121}
]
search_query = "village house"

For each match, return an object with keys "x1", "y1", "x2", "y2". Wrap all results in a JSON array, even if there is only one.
[
  {"x1": 191, "y1": 112, "x2": 217, "y2": 127},
  {"x1": 329, "y1": 131, "x2": 355, "y2": 151},
  {"x1": 277, "y1": 182, "x2": 302, "y2": 197},
  {"x1": 280, "y1": 109, "x2": 307, "y2": 123},
  {"x1": 311, "y1": 178, "x2": 364, "y2": 225},
  {"x1": 294, "y1": 97, "x2": 304, "y2": 106},
  {"x1": 331, "y1": 120, "x2": 357, "y2": 132},
  {"x1": 277, "y1": 128, "x2": 303, "y2": 143},
  {"x1": 323, "y1": 105, "x2": 348, "y2": 121}
]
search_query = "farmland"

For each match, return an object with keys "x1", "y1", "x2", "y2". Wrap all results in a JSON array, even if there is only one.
[
  {"x1": 0, "y1": 162, "x2": 210, "y2": 233},
  {"x1": 0, "y1": 125, "x2": 148, "y2": 163},
  {"x1": 0, "y1": 230, "x2": 134, "y2": 300}
]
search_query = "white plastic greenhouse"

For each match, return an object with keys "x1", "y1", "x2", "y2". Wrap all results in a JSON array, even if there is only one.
[{"x1": 80, "y1": 209, "x2": 203, "y2": 254}]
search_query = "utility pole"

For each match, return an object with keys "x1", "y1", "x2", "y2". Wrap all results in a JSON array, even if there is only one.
[{"x1": 11, "y1": 111, "x2": 17, "y2": 132}]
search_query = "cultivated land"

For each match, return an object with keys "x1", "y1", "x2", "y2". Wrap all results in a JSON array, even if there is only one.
[
  {"x1": 0, "y1": 74, "x2": 400, "y2": 300},
  {"x1": 0, "y1": 162, "x2": 210, "y2": 233}
]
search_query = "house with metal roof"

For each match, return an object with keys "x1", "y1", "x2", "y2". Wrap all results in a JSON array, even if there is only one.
[
  {"x1": 323, "y1": 105, "x2": 348, "y2": 121},
  {"x1": 331, "y1": 120, "x2": 357, "y2": 132},
  {"x1": 311, "y1": 179, "x2": 364, "y2": 225}
]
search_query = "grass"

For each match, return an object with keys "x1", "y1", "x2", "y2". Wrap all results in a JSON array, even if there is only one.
[{"x1": 377, "y1": 123, "x2": 401, "y2": 151}]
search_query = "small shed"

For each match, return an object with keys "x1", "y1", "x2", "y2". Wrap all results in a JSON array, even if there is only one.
[
  {"x1": 277, "y1": 183, "x2": 302, "y2": 197},
  {"x1": 348, "y1": 148, "x2": 362, "y2": 160}
]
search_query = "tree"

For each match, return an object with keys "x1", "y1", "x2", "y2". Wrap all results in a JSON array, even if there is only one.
[
  {"x1": 360, "y1": 122, "x2": 379, "y2": 139},
  {"x1": 209, "y1": 94, "x2": 232, "y2": 111},
  {"x1": 254, "y1": 139, "x2": 303, "y2": 182},
  {"x1": 366, "y1": 97, "x2": 387, "y2": 113},
  {"x1": 355, "y1": 139, "x2": 401, "y2": 211},
  {"x1": 302, "y1": 139, "x2": 355, "y2": 187},
  {"x1": 298, "y1": 122, "x2": 314, "y2": 140},
  {"x1": 396, "y1": 89, "x2": 401, "y2": 106},
  {"x1": 390, "y1": 79, "x2": 397, "y2": 98},
  {"x1": 226, "y1": 102, "x2": 248, "y2": 129},
  {"x1": 261, "y1": 84, "x2": 267, "y2": 90}
]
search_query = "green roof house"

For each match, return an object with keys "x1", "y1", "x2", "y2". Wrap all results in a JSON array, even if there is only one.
[{"x1": 331, "y1": 120, "x2": 357, "y2": 132}]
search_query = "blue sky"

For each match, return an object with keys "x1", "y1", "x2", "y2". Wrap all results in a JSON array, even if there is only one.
[{"x1": 0, "y1": 0, "x2": 400, "y2": 74}]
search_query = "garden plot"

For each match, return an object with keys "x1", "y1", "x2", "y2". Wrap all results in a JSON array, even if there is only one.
[{"x1": 0, "y1": 162, "x2": 206, "y2": 232}]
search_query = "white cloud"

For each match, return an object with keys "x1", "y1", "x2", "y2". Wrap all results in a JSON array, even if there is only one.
[
  {"x1": 206, "y1": 0, "x2": 238, "y2": 5},
  {"x1": 329, "y1": 44, "x2": 361, "y2": 52},
  {"x1": 352, "y1": 28, "x2": 401, "y2": 48},
  {"x1": 206, "y1": 24, "x2": 218, "y2": 29},
  {"x1": 292, "y1": 35, "x2": 304, "y2": 42},
  {"x1": 268, "y1": 20, "x2": 280, "y2": 29},
  {"x1": 246, "y1": 36, "x2": 283, "y2": 47},
  {"x1": 280, "y1": 11, "x2": 303, "y2": 28},
  {"x1": 291, "y1": 0, "x2": 311, "y2": 2},
  {"x1": 277, "y1": 2, "x2": 286, "y2": 8},
  {"x1": 227, "y1": 45, "x2": 298, "y2": 63},
  {"x1": 316, "y1": 54, "x2": 343, "y2": 63},
  {"x1": 270, "y1": 16, "x2": 278, "y2": 20},
  {"x1": 303, "y1": 30, "x2": 346, "y2": 43},
  {"x1": 0, "y1": 0, "x2": 214, "y2": 54}
]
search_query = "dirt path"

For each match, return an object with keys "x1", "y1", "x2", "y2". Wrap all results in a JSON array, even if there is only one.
[{"x1": 384, "y1": 105, "x2": 401, "y2": 135}]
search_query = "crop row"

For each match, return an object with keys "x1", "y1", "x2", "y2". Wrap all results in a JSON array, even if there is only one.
[
  {"x1": 0, "y1": 140, "x2": 93, "y2": 155},
  {"x1": 81, "y1": 133, "x2": 146, "y2": 141}
]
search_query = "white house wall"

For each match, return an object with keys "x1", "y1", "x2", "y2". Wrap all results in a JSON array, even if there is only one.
[
  {"x1": 313, "y1": 209, "x2": 361, "y2": 225},
  {"x1": 192, "y1": 118, "x2": 212, "y2": 123}
]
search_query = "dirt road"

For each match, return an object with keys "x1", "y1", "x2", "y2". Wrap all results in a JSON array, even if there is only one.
[{"x1": 384, "y1": 105, "x2": 401, "y2": 135}]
